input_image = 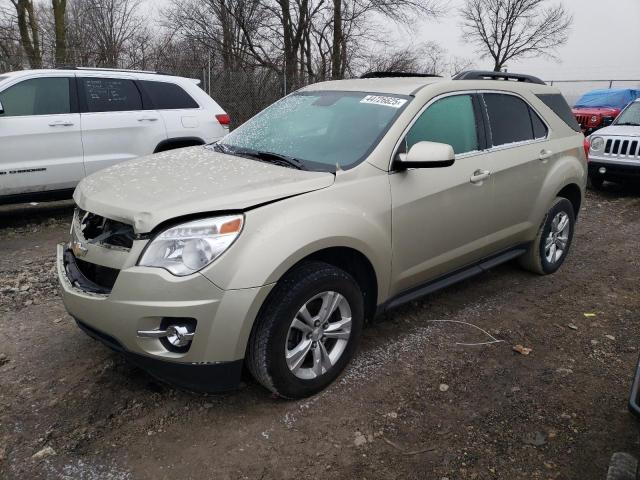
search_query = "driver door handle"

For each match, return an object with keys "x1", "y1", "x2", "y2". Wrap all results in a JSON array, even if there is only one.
[
  {"x1": 138, "y1": 116, "x2": 159, "y2": 122},
  {"x1": 470, "y1": 169, "x2": 491, "y2": 184}
]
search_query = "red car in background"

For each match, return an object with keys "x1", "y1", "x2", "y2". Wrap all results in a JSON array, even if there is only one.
[{"x1": 573, "y1": 88, "x2": 640, "y2": 135}]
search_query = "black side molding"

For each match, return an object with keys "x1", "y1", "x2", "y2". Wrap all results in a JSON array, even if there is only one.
[{"x1": 379, "y1": 244, "x2": 528, "y2": 313}]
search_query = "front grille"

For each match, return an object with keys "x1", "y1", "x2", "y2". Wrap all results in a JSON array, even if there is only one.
[
  {"x1": 576, "y1": 114, "x2": 590, "y2": 127},
  {"x1": 602, "y1": 136, "x2": 640, "y2": 159},
  {"x1": 75, "y1": 257, "x2": 120, "y2": 291},
  {"x1": 76, "y1": 209, "x2": 135, "y2": 249},
  {"x1": 63, "y1": 248, "x2": 119, "y2": 294}
]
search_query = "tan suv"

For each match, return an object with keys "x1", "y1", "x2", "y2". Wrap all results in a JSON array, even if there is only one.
[{"x1": 57, "y1": 71, "x2": 587, "y2": 398}]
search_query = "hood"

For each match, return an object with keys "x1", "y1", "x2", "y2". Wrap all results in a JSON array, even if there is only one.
[
  {"x1": 591, "y1": 125, "x2": 640, "y2": 138},
  {"x1": 572, "y1": 106, "x2": 620, "y2": 116},
  {"x1": 74, "y1": 146, "x2": 335, "y2": 233}
]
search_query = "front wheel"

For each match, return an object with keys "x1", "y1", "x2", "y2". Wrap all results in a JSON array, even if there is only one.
[
  {"x1": 519, "y1": 197, "x2": 575, "y2": 275},
  {"x1": 247, "y1": 261, "x2": 364, "y2": 399}
]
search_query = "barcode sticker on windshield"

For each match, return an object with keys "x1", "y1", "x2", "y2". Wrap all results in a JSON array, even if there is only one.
[{"x1": 360, "y1": 95, "x2": 407, "y2": 108}]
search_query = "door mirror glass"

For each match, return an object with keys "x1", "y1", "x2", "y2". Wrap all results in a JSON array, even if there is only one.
[{"x1": 397, "y1": 141, "x2": 455, "y2": 169}]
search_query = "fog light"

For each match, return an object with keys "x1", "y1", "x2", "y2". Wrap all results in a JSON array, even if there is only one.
[
  {"x1": 599, "y1": 167, "x2": 606, "y2": 174},
  {"x1": 137, "y1": 319, "x2": 196, "y2": 353},
  {"x1": 165, "y1": 325, "x2": 193, "y2": 347}
]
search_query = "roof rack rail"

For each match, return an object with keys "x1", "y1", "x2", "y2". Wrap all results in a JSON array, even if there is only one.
[
  {"x1": 452, "y1": 70, "x2": 546, "y2": 85},
  {"x1": 360, "y1": 71, "x2": 442, "y2": 79},
  {"x1": 57, "y1": 66, "x2": 170, "y2": 75}
]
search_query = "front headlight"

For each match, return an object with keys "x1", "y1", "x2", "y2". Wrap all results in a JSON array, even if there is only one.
[
  {"x1": 590, "y1": 136, "x2": 605, "y2": 151},
  {"x1": 138, "y1": 215, "x2": 243, "y2": 276}
]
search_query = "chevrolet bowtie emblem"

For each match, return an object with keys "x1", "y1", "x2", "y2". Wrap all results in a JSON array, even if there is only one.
[{"x1": 71, "y1": 240, "x2": 88, "y2": 258}]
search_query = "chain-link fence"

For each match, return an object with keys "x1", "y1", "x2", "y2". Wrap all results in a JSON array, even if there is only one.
[
  {"x1": 2, "y1": 57, "x2": 640, "y2": 125},
  {"x1": 199, "y1": 69, "x2": 289, "y2": 128},
  {"x1": 545, "y1": 79, "x2": 640, "y2": 106}
]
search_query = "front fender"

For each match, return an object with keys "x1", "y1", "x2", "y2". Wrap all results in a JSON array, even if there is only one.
[{"x1": 201, "y1": 166, "x2": 393, "y2": 304}]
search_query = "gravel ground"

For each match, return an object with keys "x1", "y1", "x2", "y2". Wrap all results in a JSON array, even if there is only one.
[{"x1": 1, "y1": 186, "x2": 639, "y2": 480}]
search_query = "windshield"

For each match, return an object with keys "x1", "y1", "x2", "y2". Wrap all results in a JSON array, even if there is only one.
[
  {"x1": 219, "y1": 90, "x2": 410, "y2": 171},
  {"x1": 614, "y1": 102, "x2": 640, "y2": 126}
]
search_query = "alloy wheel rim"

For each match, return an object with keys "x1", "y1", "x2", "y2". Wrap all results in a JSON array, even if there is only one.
[
  {"x1": 285, "y1": 291, "x2": 352, "y2": 380},
  {"x1": 544, "y1": 211, "x2": 570, "y2": 264}
]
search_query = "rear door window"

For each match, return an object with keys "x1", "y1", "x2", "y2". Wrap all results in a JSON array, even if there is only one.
[
  {"x1": 81, "y1": 77, "x2": 142, "y2": 112},
  {"x1": 139, "y1": 81, "x2": 199, "y2": 109},
  {"x1": 405, "y1": 94, "x2": 480, "y2": 155},
  {"x1": 0, "y1": 77, "x2": 71, "y2": 116},
  {"x1": 483, "y1": 93, "x2": 541, "y2": 147}
]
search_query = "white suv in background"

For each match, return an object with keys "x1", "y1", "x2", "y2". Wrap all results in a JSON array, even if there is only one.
[{"x1": 0, "y1": 68, "x2": 230, "y2": 204}]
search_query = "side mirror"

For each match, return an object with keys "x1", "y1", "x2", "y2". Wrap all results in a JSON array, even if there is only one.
[{"x1": 396, "y1": 141, "x2": 455, "y2": 169}]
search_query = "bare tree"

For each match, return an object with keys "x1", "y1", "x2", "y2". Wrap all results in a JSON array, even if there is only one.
[
  {"x1": 82, "y1": 0, "x2": 144, "y2": 67},
  {"x1": 448, "y1": 56, "x2": 475, "y2": 76},
  {"x1": 359, "y1": 41, "x2": 473, "y2": 77},
  {"x1": 460, "y1": 0, "x2": 572, "y2": 72},
  {"x1": 164, "y1": 0, "x2": 261, "y2": 72},
  {"x1": 329, "y1": 0, "x2": 443, "y2": 79},
  {"x1": 10, "y1": 0, "x2": 41, "y2": 68},
  {"x1": 0, "y1": 3, "x2": 22, "y2": 71},
  {"x1": 51, "y1": 0, "x2": 66, "y2": 65}
]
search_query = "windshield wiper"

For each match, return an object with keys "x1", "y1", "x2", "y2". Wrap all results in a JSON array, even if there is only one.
[
  {"x1": 616, "y1": 122, "x2": 640, "y2": 126},
  {"x1": 210, "y1": 143, "x2": 307, "y2": 170},
  {"x1": 210, "y1": 142, "x2": 232, "y2": 154},
  {"x1": 248, "y1": 150, "x2": 308, "y2": 170}
]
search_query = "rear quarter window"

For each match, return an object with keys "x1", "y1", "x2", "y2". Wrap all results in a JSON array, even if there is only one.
[
  {"x1": 536, "y1": 93, "x2": 581, "y2": 132},
  {"x1": 139, "y1": 81, "x2": 199, "y2": 109}
]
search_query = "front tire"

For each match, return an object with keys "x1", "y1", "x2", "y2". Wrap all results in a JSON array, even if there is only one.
[
  {"x1": 247, "y1": 261, "x2": 364, "y2": 399},
  {"x1": 519, "y1": 197, "x2": 575, "y2": 275}
]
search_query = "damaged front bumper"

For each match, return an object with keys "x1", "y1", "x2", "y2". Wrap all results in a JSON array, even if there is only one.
[{"x1": 56, "y1": 243, "x2": 273, "y2": 392}]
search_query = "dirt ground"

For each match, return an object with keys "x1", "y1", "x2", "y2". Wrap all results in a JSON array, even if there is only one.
[{"x1": 1, "y1": 185, "x2": 640, "y2": 480}]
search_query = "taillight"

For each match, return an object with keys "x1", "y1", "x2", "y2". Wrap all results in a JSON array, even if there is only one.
[
  {"x1": 215, "y1": 114, "x2": 231, "y2": 126},
  {"x1": 583, "y1": 137, "x2": 590, "y2": 161}
]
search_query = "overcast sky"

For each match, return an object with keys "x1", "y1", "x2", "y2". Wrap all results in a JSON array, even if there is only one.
[
  {"x1": 398, "y1": 0, "x2": 640, "y2": 81},
  {"x1": 146, "y1": 0, "x2": 640, "y2": 83}
]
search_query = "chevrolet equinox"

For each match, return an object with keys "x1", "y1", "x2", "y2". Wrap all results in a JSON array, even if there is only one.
[{"x1": 57, "y1": 71, "x2": 587, "y2": 398}]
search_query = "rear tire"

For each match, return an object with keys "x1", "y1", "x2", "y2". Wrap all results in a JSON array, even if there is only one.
[
  {"x1": 247, "y1": 261, "x2": 364, "y2": 399},
  {"x1": 518, "y1": 197, "x2": 575, "y2": 275}
]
